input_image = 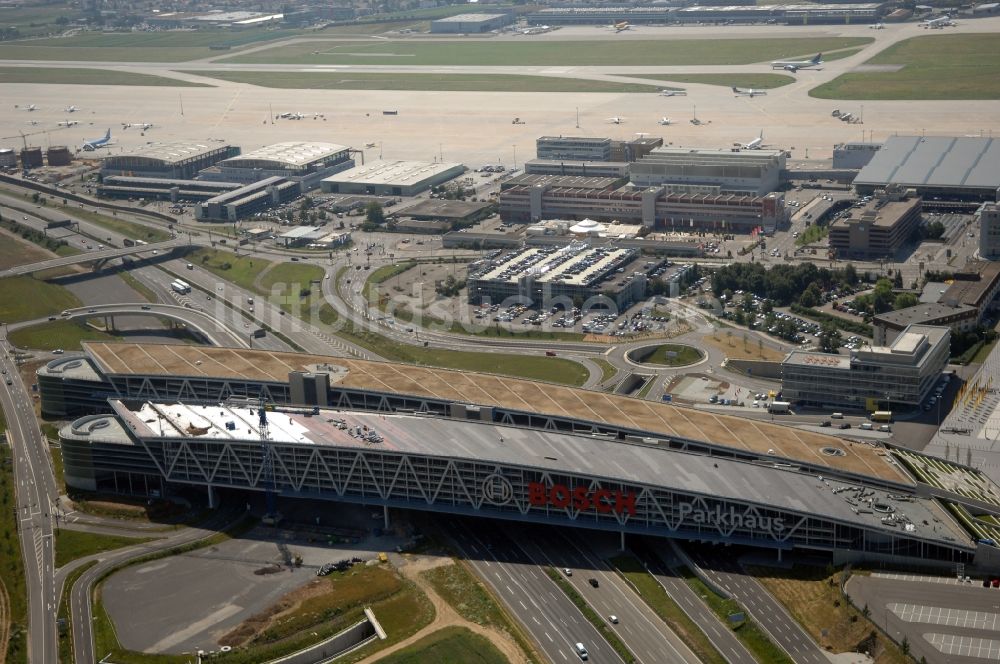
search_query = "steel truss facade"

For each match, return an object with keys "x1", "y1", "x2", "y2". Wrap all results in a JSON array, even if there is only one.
[{"x1": 132, "y1": 434, "x2": 969, "y2": 562}]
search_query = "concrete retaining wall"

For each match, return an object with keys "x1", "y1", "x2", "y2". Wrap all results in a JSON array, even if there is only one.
[{"x1": 724, "y1": 358, "x2": 783, "y2": 379}]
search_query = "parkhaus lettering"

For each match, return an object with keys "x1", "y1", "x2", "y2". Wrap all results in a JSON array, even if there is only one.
[
  {"x1": 679, "y1": 503, "x2": 786, "y2": 532},
  {"x1": 528, "y1": 482, "x2": 637, "y2": 516}
]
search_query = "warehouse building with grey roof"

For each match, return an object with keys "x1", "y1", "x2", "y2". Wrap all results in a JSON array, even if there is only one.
[{"x1": 854, "y1": 136, "x2": 1000, "y2": 201}]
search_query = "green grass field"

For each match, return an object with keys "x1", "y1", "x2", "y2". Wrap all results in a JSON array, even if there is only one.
[
  {"x1": 376, "y1": 626, "x2": 507, "y2": 664},
  {"x1": 55, "y1": 529, "x2": 155, "y2": 568},
  {"x1": 0, "y1": 28, "x2": 305, "y2": 62},
  {"x1": 0, "y1": 2, "x2": 81, "y2": 38},
  {"x1": 8, "y1": 320, "x2": 118, "y2": 351},
  {"x1": 259, "y1": 262, "x2": 325, "y2": 292},
  {"x1": 189, "y1": 248, "x2": 270, "y2": 292},
  {"x1": 796, "y1": 224, "x2": 829, "y2": 246},
  {"x1": 810, "y1": 34, "x2": 1000, "y2": 99},
  {"x1": 0, "y1": 67, "x2": 208, "y2": 87},
  {"x1": 188, "y1": 70, "x2": 662, "y2": 92},
  {"x1": 0, "y1": 231, "x2": 52, "y2": 269},
  {"x1": 623, "y1": 73, "x2": 796, "y2": 89},
  {"x1": 631, "y1": 344, "x2": 705, "y2": 367},
  {"x1": 223, "y1": 37, "x2": 872, "y2": 67},
  {"x1": 0, "y1": 276, "x2": 81, "y2": 323},
  {"x1": 0, "y1": 437, "x2": 28, "y2": 664}
]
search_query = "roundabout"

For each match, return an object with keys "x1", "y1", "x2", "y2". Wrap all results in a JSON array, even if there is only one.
[{"x1": 625, "y1": 343, "x2": 706, "y2": 368}]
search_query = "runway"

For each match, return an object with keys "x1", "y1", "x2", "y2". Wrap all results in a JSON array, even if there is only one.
[{"x1": 2, "y1": 19, "x2": 999, "y2": 168}]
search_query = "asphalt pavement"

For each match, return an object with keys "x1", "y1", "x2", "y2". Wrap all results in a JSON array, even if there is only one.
[
  {"x1": 682, "y1": 544, "x2": 828, "y2": 664},
  {"x1": 0, "y1": 334, "x2": 59, "y2": 664},
  {"x1": 447, "y1": 519, "x2": 624, "y2": 664}
]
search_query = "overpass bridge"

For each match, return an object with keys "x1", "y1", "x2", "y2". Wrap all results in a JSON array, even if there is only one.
[
  {"x1": 8, "y1": 304, "x2": 251, "y2": 349},
  {"x1": 0, "y1": 238, "x2": 186, "y2": 278}
]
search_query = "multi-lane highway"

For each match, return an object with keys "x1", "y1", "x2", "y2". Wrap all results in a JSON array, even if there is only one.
[
  {"x1": 518, "y1": 529, "x2": 702, "y2": 664},
  {"x1": 448, "y1": 520, "x2": 624, "y2": 664},
  {"x1": 683, "y1": 545, "x2": 827, "y2": 664},
  {"x1": 0, "y1": 332, "x2": 59, "y2": 664}
]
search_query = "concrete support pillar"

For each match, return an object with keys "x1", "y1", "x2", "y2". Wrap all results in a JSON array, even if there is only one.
[
  {"x1": 207, "y1": 484, "x2": 217, "y2": 509},
  {"x1": 383, "y1": 504, "x2": 390, "y2": 530},
  {"x1": 620, "y1": 531, "x2": 626, "y2": 552},
  {"x1": 778, "y1": 548, "x2": 783, "y2": 563}
]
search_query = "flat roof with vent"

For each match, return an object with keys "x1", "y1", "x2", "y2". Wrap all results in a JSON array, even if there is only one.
[{"x1": 322, "y1": 160, "x2": 462, "y2": 187}]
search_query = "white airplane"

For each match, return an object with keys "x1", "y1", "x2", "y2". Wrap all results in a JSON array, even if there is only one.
[
  {"x1": 122, "y1": 122, "x2": 154, "y2": 130},
  {"x1": 772, "y1": 53, "x2": 823, "y2": 72},
  {"x1": 15, "y1": 104, "x2": 37, "y2": 111},
  {"x1": 607, "y1": 117, "x2": 624, "y2": 124},
  {"x1": 659, "y1": 89, "x2": 687, "y2": 97},
  {"x1": 741, "y1": 130, "x2": 765, "y2": 150},
  {"x1": 57, "y1": 119, "x2": 80, "y2": 127},
  {"x1": 732, "y1": 86, "x2": 768, "y2": 98},
  {"x1": 81, "y1": 129, "x2": 112, "y2": 151},
  {"x1": 64, "y1": 105, "x2": 80, "y2": 113},
  {"x1": 658, "y1": 117, "x2": 673, "y2": 126},
  {"x1": 869, "y1": 22, "x2": 885, "y2": 29},
  {"x1": 278, "y1": 112, "x2": 305, "y2": 120},
  {"x1": 923, "y1": 14, "x2": 954, "y2": 27}
]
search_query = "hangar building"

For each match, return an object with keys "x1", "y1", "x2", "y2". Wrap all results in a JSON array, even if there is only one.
[
  {"x1": 199, "y1": 142, "x2": 354, "y2": 191},
  {"x1": 430, "y1": 13, "x2": 514, "y2": 33},
  {"x1": 321, "y1": 160, "x2": 464, "y2": 197},
  {"x1": 101, "y1": 142, "x2": 239, "y2": 180},
  {"x1": 854, "y1": 136, "x2": 1000, "y2": 201},
  {"x1": 40, "y1": 342, "x2": 997, "y2": 569}
]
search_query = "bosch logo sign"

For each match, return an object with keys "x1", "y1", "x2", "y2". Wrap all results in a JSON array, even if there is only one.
[
  {"x1": 528, "y1": 482, "x2": 637, "y2": 516},
  {"x1": 481, "y1": 474, "x2": 515, "y2": 506}
]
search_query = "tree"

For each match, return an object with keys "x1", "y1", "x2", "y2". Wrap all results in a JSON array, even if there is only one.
[
  {"x1": 901, "y1": 637, "x2": 910, "y2": 656},
  {"x1": 843, "y1": 263, "x2": 858, "y2": 286},
  {"x1": 819, "y1": 321, "x2": 842, "y2": 353},
  {"x1": 365, "y1": 201, "x2": 385, "y2": 226},
  {"x1": 893, "y1": 293, "x2": 919, "y2": 310},
  {"x1": 893, "y1": 271, "x2": 903, "y2": 288},
  {"x1": 799, "y1": 283, "x2": 822, "y2": 308}
]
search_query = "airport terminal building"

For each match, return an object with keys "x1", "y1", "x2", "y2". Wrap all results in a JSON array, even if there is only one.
[{"x1": 38, "y1": 342, "x2": 1000, "y2": 569}]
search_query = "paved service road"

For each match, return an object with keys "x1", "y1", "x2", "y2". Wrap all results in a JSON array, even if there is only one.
[
  {"x1": 0, "y1": 336, "x2": 59, "y2": 664},
  {"x1": 635, "y1": 543, "x2": 757, "y2": 664},
  {"x1": 684, "y1": 545, "x2": 827, "y2": 664},
  {"x1": 447, "y1": 520, "x2": 623, "y2": 664},
  {"x1": 518, "y1": 528, "x2": 701, "y2": 664}
]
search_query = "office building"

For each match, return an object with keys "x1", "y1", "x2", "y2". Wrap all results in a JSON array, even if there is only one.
[
  {"x1": 781, "y1": 324, "x2": 950, "y2": 410},
  {"x1": 828, "y1": 188, "x2": 922, "y2": 259},
  {"x1": 194, "y1": 177, "x2": 300, "y2": 221},
  {"x1": 630, "y1": 148, "x2": 786, "y2": 196},
  {"x1": 832, "y1": 142, "x2": 881, "y2": 170},
  {"x1": 536, "y1": 137, "x2": 612, "y2": 162},
  {"x1": 978, "y1": 203, "x2": 1000, "y2": 260},
  {"x1": 524, "y1": 159, "x2": 630, "y2": 178},
  {"x1": 872, "y1": 302, "x2": 978, "y2": 345}
]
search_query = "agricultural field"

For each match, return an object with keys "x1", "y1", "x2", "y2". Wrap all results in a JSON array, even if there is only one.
[
  {"x1": 189, "y1": 70, "x2": 662, "y2": 93},
  {"x1": 223, "y1": 37, "x2": 872, "y2": 67},
  {"x1": 811, "y1": 34, "x2": 1000, "y2": 99},
  {"x1": 0, "y1": 67, "x2": 207, "y2": 87}
]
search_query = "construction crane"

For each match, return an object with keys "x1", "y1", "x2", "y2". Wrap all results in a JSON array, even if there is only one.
[
  {"x1": 2, "y1": 126, "x2": 70, "y2": 150},
  {"x1": 257, "y1": 394, "x2": 282, "y2": 525}
]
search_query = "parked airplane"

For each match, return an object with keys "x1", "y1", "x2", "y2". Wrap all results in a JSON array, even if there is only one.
[
  {"x1": 122, "y1": 122, "x2": 154, "y2": 130},
  {"x1": 15, "y1": 104, "x2": 37, "y2": 111},
  {"x1": 732, "y1": 86, "x2": 768, "y2": 98},
  {"x1": 772, "y1": 53, "x2": 823, "y2": 72},
  {"x1": 741, "y1": 130, "x2": 765, "y2": 150},
  {"x1": 658, "y1": 117, "x2": 673, "y2": 126},
  {"x1": 278, "y1": 112, "x2": 305, "y2": 120},
  {"x1": 611, "y1": 20, "x2": 630, "y2": 32},
  {"x1": 659, "y1": 89, "x2": 687, "y2": 97},
  {"x1": 869, "y1": 22, "x2": 885, "y2": 29},
  {"x1": 923, "y1": 14, "x2": 954, "y2": 27},
  {"x1": 81, "y1": 129, "x2": 112, "y2": 151},
  {"x1": 607, "y1": 117, "x2": 625, "y2": 124},
  {"x1": 57, "y1": 119, "x2": 80, "y2": 127},
  {"x1": 64, "y1": 105, "x2": 80, "y2": 113}
]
